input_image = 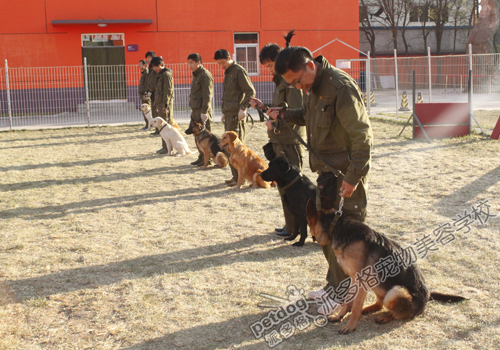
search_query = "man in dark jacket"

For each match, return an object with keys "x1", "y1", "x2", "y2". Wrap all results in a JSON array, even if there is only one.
[
  {"x1": 214, "y1": 49, "x2": 256, "y2": 186},
  {"x1": 271, "y1": 46, "x2": 373, "y2": 314},
  {"x1": 187, "y1": 53, "x2": 214, "y2": 166}
]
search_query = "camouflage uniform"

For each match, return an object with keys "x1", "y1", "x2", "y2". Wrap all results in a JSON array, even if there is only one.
[
  {"x1": 286, "y1": 56, "x2": 373, "y2": 289},
  {"x1": 267, "y1": 74, "x2": 305, "y2": 234},
  {"x1": 190, "y1": 65, "x2": 214, "y2": 162},
  {"x1": 222, "y1": 62, "x2": 256, "y2": 180}
]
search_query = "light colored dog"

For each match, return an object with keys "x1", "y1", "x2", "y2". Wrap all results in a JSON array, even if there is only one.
[
  {"x1": 140, "y1": 103, "x2": 153, "y2": 129},
  {"x1": 218, "y1": 131, "x2": 275, "y2": 190},
  {"x1": 150, "y1": 117, "x2": 195, "y2": 156}
]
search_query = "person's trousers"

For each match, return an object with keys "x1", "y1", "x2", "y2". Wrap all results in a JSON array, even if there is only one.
[
  {"x1": 317, "y1": 172, "x2": 367, "y2": 290},
  {"x1": 224, "y1": 115, "x2": 245, "y2": 181}
]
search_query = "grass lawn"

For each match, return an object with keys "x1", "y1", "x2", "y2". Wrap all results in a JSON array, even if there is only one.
[{"x1": 1, "y1": 117, "x2": 499, "y2": 349}]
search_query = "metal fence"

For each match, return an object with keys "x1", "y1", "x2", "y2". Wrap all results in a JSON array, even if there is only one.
[
  {"x1": 337, "y1": 50, "x2": 500, "y2": 117},
  {"x1": 0, "y1": 60, "x2": 275, "y2": 130},
  {"x1": 1, "y1": 51, "x2": 499, "y2": 130}
]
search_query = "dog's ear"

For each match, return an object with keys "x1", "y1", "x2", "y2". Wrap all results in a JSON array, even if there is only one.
[
  {"x1": 228, "y1": 132, "x2": 238, "y2": 142},
  {"x1": 306, "y1": 198, "x2": 317, "y2": 217},
  {"x1": 320, "y1": 196, "x2": 334, "y2": 212}
]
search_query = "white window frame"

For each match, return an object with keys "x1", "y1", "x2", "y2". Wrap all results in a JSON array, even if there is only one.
[
  {"x1": 234, "y1": 32, "x2": 260, "y2": 76},
  {"x1": 81, "y1": 33, "x2": 125, "y2": 47}
]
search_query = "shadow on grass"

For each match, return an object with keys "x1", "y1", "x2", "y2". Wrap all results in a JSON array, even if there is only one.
[
  {"x1": 0, "y1": 127, "x2": 142, "y2": 144},
  {"x1": 0, "y1": 153, "x2": 159, "y2": 172},
  {"x1": 5, "y1": 235, "x2": 318, "y2": 303},
  {"x1": 0, "y1": 181, "x2": 236, "y2": 220},
  {"x1": 372, "y1": 138, "x2": 483, "y2": 160},
  {"x1": 435, "y1": 164, "x2": 500, "y2": 214},
  {"x1": 121, "y1": 309, "x2": 399, "y2": 350},
  {"x1": 0, "y1": 163, "x2": 197, "y2": 192},
  {"x1": 0, "y1": 133, "x2": 150, "y2": 150}
]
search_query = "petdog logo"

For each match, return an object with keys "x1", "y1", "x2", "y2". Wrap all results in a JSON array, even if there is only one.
[{"x1": 250, "y1": 285, "x2": 328, "y2": 348}]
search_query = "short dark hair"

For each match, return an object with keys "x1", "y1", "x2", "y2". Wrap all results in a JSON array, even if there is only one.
[
  {"x1": 150, "y1": 56, "x2": 164, "y2": 67},
  {"x1": 259, "y1": 44, "x2": 282, "y2": 64},
  {"x1": 275, "y1": 47, "x2": 313, "y2": 75},
  {"x1": 259, "y1": 30, "x2": 296, "y2": 64},
  {"x1": 214, "y1": 49, "x2": 230, "y2": 60},
  {"x1": 145, "y1": 51, "x2": 156, "y2": 59},
  {"x1": 139, "y1": 59, "x2": 147, "y2": 65},
  {"x1": 187, "y1": 53, "x2": 202, "y2": 63}
]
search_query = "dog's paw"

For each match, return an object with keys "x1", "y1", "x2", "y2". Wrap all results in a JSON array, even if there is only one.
[{"x1": 338, "y1": 324, "x2": 356, "y2": 335}]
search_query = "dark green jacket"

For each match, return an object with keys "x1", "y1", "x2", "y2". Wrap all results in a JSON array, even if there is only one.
[
  {"x1": 155, "y1": 68, "x2": 174, "y2": 109},
  {"x1": 146, "y1": 67, "x2": 158, "y2": 93},
  {"x1": 286, "y1": 56, "x2": 372, "y2": 186},
  {"x1": 190, "y1": 65, "x2": 213, "y2": 115},
  {"x1": 138, "y1": 68, "x2": 148, "y2": 97},
  {"x1": 222, "y1": 63, "x2": 255, "y2": 115},
  {"x1": 268, "y1": 74, "x2": 305, "y2": 145}
]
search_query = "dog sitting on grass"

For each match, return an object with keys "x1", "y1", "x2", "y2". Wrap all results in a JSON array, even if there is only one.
[
  {"x1": 140, "y1": 104, "x2": 153, "y2": 130},
  {"x1": 185, "y1": 120, "x2": 228, "y2": 169},
  {"x1": 260, "y1": 155, "x2": 316, "y2": 247},
  {"x1": 306, "y1": 196, "x2": 466, "y2": 334},
  {"x1": 219, "y1": 131, "x2": 275, "y2": 190},
  {"x1": 150, "y1": 117, "x2": 194, "y2": 156}
]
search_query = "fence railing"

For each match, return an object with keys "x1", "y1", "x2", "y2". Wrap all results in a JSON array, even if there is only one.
[
  {"x1": 1, "y1": 51, "x2": 499, "y2": 130},
  {"x1": 337, "y1": 50, "x2": 500, "y2": 117}
]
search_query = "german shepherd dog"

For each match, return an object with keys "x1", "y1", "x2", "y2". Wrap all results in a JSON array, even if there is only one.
[
  {"x1": 306, "y1": 196, "x2": 466, "y2": 334},
  {"x1": 261, "y1": 156, "x2": 316, "y2": 247},
  {"x1": 185, "y1": 121, "x2": 228, "y2": 169}
]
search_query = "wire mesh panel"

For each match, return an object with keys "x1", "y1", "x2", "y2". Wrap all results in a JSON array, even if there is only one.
[{"x1": 0, "y1": 61, "x2": 275, "y2": 129}]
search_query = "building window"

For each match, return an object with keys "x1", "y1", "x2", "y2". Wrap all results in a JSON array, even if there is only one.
[
  {"x1": 82, "y1": 34, "x2": 125, "y2": 47},
  {"x1": 359, "y1": 6, "x2": 368, "y2": 22},
  {"x1": 410, "y1": 5, "x2": 429, "y2": 23},
  {"x1": 234, "y1": 33, "x2": 259, "y2": 75}
]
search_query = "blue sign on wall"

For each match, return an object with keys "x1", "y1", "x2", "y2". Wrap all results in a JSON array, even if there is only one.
[{"x1": 127, "y1": 45, "x2": 139, "y2": 52}]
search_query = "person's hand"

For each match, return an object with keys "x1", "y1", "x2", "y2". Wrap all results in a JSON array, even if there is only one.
[
  {"x1": 238, "y1": 109, "x2": 246, "y2": 121},
  {"x1": 201, "y1": 113, "x2": 208, "y2": 123},
  {"x1": 267, "y1": 107, "x2": 284, "y2": 122},
  {"x1": 146, "y1": 91, "x2": 152, "y2": 97},
  {"x1": 162, "y1": 106, "x2": 166, "y2": 112},
  {"x1": 340, "y1": 180, "x2": 357, "y2": 198},
  {"x1": 249, "y1": 98, "x2": 265, "y2": 110},
  {"x1": 265, "y1": 120, "x2": 273, "y2": 131},
  {"x1": 221, "y1": 114, "x2": 225, "y2": 122}
]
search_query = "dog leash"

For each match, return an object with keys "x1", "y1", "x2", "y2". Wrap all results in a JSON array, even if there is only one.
[{"x1": 327, "y1": 196, "x2": 344, "y2": 237}]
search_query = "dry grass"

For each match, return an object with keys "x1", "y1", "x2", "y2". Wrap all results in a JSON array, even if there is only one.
[{"x1": 0, "y1": 116, "x2": 499, "y2": 350}]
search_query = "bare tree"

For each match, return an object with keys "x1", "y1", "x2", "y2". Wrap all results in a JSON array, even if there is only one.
[{"x1": 359, "y1": 0, "x2": 378, "y2": 56}]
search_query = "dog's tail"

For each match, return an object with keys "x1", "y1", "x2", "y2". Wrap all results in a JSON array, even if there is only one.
[
  {"x1": 429, "y1": 292, "x2": 467, "y2": 303},
  {"x1": 215, "y1": 152, "x2": 229, "y2": 168}
]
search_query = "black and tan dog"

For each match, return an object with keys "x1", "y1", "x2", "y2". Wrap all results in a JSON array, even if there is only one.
[
  {"x1": 261, "y1": 156, "x2": 316, "y2": 247},
  {"x1": 306, "y1": 196, "x2": 466, "y2": 334},
  {"x1": 185, "y1": 121, "x2": 228, "y2": 169}
]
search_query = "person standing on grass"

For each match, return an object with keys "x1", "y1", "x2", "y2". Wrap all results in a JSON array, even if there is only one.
[
  {"x1": 214, "y1": 49, "x2": 256, "y2": 187},
  {"x1": 138, "y1": 59, "x2": 150, "y2": 130},
  {"x1": 248, "y1": 30, "x2": 305, "y2": 238},
  {"x1": 150, "y1": 56, "x2": 175, "y2": 154},
  {"x1": 187, "y1": 53, "x2": 214, "y2": 166},
  {"x1": 269, "y1": 46, "x2": 372, "y2": 316},
  {"x1": 145, "y1": 51, "x2": 160, "y2": 135}
]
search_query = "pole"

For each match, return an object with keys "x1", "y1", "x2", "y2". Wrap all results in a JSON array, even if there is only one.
[
  {"x1": 468, "y1": 44, "x2": 473, "y2": 130},
  {"x1": 367, "y1": 51, "x2": 371, "y2": 115},
  {"x1": 427, "y1": 47, "x2": 432, "y2": 102},
  {"x1": 84, "y1": 57, "x2": 90, "y2": 127},
  {"x1": 394, "y1": 49, "x2": 399, "y2": 118},
  {"x1": 5, "y1": 59, "x2": 13, "y2": 130}
]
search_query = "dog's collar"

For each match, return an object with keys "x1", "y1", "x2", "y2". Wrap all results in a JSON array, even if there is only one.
[
  {"x1": 159, "y1": 123, "x2": 168, "y2": 132},
  {"x1": 281, "y1": 173, "x2": 302, "y2": 190},
  {"x1": 229, "y1": 143, "x2": 242, "y2": 154}
]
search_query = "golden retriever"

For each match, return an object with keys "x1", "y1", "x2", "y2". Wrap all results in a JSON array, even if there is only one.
[{"x1": 219, "y1": 131, "x2": 274, "y2": 190}]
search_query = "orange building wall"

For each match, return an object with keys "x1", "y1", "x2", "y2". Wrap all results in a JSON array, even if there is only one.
[{"x1": 0, "y1": 0, "x2": 360, "y2": 68}]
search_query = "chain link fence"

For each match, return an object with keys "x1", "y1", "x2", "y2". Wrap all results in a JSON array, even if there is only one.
[
  {"x1": 1, "y1": 52, "x2": 498, "y2": 130},
  {"x1": 0, "y1": 61, "x2": 274, "y2": 130}
]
